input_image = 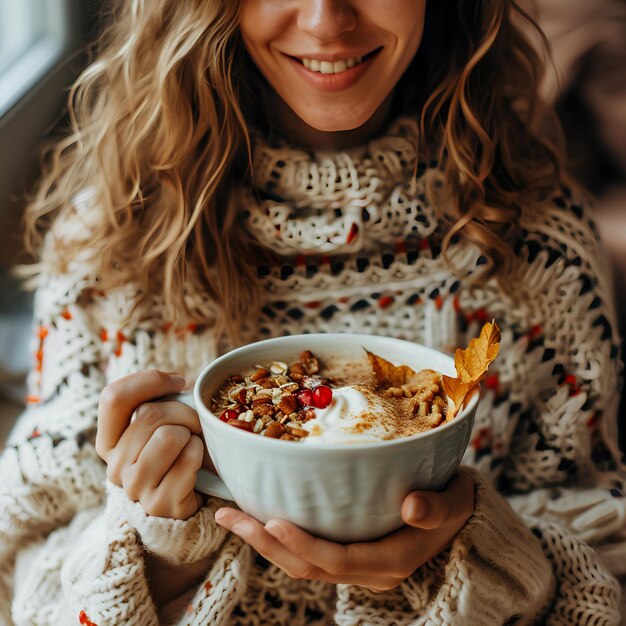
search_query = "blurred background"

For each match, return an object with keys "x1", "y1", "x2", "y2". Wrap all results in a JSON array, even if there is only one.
[{"x1": 0, "y1": 0, "x2": 624, "y2": 450}]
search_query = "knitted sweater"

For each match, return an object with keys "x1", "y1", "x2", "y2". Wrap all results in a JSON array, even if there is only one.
[{"x1": 2, "y1": 116, "x2": 625, "y2": 625}]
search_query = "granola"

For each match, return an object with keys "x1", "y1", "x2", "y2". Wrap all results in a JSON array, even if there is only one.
[
  {"x1": 208, "y1": 350, "x2": 449, "y2": 442},
  {"x1": 207, "y1": 352, "x2": 337, "y2": 441}
]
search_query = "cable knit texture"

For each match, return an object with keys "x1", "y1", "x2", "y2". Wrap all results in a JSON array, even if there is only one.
[{"x1": 1, "y1": 116, "x2": 625, "y2": 625}]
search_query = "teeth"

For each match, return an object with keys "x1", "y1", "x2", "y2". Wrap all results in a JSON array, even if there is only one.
[{"x1": 300, "y1": 55, "x2": 365, "y2": 74}]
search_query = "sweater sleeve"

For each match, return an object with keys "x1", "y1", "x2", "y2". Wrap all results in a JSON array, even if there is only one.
[
  {"x1": 0, "y1": 271, "x2": 108, "y2": 624},
  {"x1": 58, "y1": 482, "x2": 250, "y2": 626},
  {"x1": 474, "y1": 191, "x2": 626, "y2": 622},
  {"x1": 335, "y1": 192, "x2": 624, "y2": 625},
  {"x1": 497, "y1": 192, "x2": 626, "y2": 580},
  {"x1": 334, "y1": 468, "x2": 554, "y2": 626},
  {"x1": 334, "y1": 468, "x2": 620, "y2": 626},
  {"x1": 2, "y1": 271, "x2": 229, "y2": 625}
]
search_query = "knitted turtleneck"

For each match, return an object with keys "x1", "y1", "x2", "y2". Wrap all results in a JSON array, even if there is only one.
[{"x1": 1, "y1": 117, "x2": 624, "y2": 625}]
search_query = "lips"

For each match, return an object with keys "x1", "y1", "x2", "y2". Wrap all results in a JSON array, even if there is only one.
[
  {"x1": 285, "y1": 47, "x2": 383, "y2": 92},
  {"x1": 294, "y1": 47, "x2": 383, "y2": 75},
  {"x1": 302, "y1": 57, "x2": 362, "y2": 74}
]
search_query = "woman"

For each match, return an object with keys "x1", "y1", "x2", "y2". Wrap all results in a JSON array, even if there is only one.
[{"x1": 2, "y1": 1, "x2": 624, "y2": 623}]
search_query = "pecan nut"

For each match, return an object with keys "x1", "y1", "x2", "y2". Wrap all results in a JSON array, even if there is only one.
[{"x1": 265, "y1": 422, "x2": 287, "y2": 438}]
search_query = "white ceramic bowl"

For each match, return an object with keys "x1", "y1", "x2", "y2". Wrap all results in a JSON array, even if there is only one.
[{"x1": 190, "y1": 333, "x2": 477, "y2": 543}]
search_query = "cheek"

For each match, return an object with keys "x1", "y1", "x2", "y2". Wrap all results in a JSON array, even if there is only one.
[
  {"x1": 383, "y1": 1, "x2": 427, "y2": 57},
  {"x1": 239, "y1": 2, "x2": 289, "y2": 55}
]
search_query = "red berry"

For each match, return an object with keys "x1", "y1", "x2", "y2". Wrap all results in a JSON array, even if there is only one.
[
  {"x1": 238, "y1": 389, "x2": 247, "y2": 404},
  {"x1": 296, "y1": 389, "x2": 314, "y2": 407},
  {"x1": 220, "y1": 409, "x2": 238, "y2": 422},
  {"x1": 312, "y1": 385, "x2": 333, "y2": 409}
]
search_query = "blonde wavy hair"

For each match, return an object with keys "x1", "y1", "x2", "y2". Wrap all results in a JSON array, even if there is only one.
[{"x1": 24, "y1": 0, "x2": 564, "y2": 342}]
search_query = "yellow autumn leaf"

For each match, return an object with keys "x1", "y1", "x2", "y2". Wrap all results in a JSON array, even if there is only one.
[
  {"x1": 441, "y1": 377, "x2": 471, "y2": 415},
  {"x1": 364, "y1": 349, "x2": 417, "y2": 388},
  {"x1": 443, "y1": 321, "x2": 501, "y2": 417},
  {"x1": 454, "y1": 321, "x2": 501, "y2": 383}
]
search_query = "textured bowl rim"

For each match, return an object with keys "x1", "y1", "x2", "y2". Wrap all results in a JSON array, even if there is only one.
[{"x1": 195, "y1": 333, "x2": 479, "y2": 451}]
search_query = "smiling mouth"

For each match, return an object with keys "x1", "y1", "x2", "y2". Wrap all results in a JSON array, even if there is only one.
[{"x1": 289, "y1": 47, "x2": 383, "y2": 75}]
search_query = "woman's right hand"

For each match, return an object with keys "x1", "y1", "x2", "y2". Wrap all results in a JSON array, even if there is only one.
[{"x1": 95, "y1": 369, "x2": 208, "y2": 520}]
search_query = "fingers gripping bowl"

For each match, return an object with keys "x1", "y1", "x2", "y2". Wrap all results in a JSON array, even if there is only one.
[{"x1": 186, "y1": 333, "x2": 481, "y2": 543}]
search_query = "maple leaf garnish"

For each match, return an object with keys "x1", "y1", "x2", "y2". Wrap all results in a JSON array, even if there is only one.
[
  {"x1": 364, "y1": 349, "x2": 417, "y2": 388},
  {"x1": 364, "y1": 321, "x2": 500, "y2": 424},
  {"x1": 442, "y1": 321, "x2": 501, "y2": 418}
]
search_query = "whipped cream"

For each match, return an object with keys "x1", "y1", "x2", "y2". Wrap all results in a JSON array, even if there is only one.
[{"x1": 301, "y1": 386, "x2": 394, "y2": 444}]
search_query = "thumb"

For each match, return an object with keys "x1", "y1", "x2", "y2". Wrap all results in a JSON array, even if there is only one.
[{"x1": 402, "y1": 469, "x2": 475, "y2": 529}]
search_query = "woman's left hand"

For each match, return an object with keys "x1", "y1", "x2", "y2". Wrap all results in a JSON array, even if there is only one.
[{"x1": 214, "y1": 469, "x2": 475, "y2": 592}]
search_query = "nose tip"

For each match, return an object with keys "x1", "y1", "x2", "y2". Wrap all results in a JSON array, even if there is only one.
[{"x1": 297, "y1": 1, "x2": 357, "y2": 42}]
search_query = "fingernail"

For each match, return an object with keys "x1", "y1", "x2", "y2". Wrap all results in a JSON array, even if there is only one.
[
  {"x1": 170, "y1": 374, "x2": 186, "y2": 388},
  {"x1": 265, "y1": 521, "x2": 286, "y2": 542},
  {"x1": 214, "y1": 509, "x2": 228, "y2": 524},
  {"x1": 408, "y1": 496, "x2": 427, "y2": 522}
]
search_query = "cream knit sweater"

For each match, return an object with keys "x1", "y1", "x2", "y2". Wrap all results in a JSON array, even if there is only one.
[{"x1": 1, "y1": 116, "x2": 624, "y2": 625}]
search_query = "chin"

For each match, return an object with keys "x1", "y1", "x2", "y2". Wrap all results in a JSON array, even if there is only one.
[{"x1": 296, "y1": 106, "x2": 378, "y2": 133}]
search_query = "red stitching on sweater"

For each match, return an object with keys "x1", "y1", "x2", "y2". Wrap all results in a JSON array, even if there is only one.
[
  {"x1": 346, "y1": 223, "x2": 359, "y2": 244},
  {"x1": 378, "y1": 295, "x2": 394, "y2": 309},
  {"x1": 78, "y1": 610, "x2": 98, "y2": 626},
  {"x1": 114, "y1": 330, "x2": 127, "y2": 357},
  {"x1": 34, "y1": 325, "x2": 48, "y2": 384}
]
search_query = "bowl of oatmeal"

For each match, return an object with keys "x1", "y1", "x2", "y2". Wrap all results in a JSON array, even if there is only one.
[{"x1": 190, "y1": 333, "x2": 479, "y2": 542}]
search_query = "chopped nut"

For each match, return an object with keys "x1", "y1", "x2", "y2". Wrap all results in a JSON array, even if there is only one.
[
  {"x1": 288, "y1": 362, "x2": 306, "y2": 381},
  {"x1": 300, "y1": 350, "x2": 320, "y2": 374},
  {"x1": 304, "y1": 409, "x2": 317, "y2": 422},
  {"x1": 278, "y1": 394, "x2": 297, "y2": 415},
  {"x1": 279, "y1": 414, "x2": 290, "y2": 424},
  {"x1": 250, "y1": 367, "x2": 270, "y2": 382},
  {"x1": 227, "y1": 419, "x2": 253, "y2": 432},
  {"x1": 280, "y1": 382, "x2": 300, "y2": 393},
  {"x1": 229, "y1": 375, "x2": 244, "y2": 384},
  {"x1": 253, "y1": 419, "x2": 264, "y2": 433},
  {"x1": 252, "y1": 394, "x2": 272, "y2": 406},
  {"x1": 253, "y1": 403, "x2": 275, "y2": 417},
  {"x1": 287, "y1": 427, "x2": 309, "y2": 438},
  {"x1": 280, "y1": 433, "x2": 294, "y2": 441},
  {"x1": 258, "y1": 378, "x2": 278, "y2": 389},
  {"x1": 265, "y1": 422, "x2": 287, "y2": 438},
  {"x1": 253, "y1": 388, "x2": 273, "y2": 400}
]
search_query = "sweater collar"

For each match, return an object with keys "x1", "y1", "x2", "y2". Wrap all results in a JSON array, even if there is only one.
[{"x1": 243, "y1": 116, "x2": 441, "y2": 256}]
